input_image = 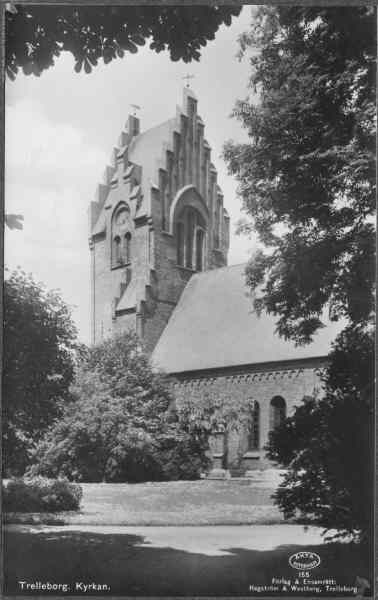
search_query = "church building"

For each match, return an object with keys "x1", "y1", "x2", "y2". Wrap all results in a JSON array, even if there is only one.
[{"x1": 88, "y1": 88, "x2": 340, "y2": 478}]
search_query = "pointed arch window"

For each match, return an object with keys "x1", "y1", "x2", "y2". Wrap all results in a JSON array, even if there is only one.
[
  {"x1": 270, "y1": 396, "x2": 287, "y2": 430},
  {"x1": 177, "y1": 222, "x2": 185, "y2": 266},
  {"x1": 214, "y1": 197, "x2": 223, "y2": 248},
  {"x1": 159, "y1": 170, "x2": 168, "y2": 231},
  {"x1": 175, "y1": 206, "x2": 206, "y2": 272},
  {"x1": 248, "y1": 400, "x2": 260, "y2": 450},
  {"x1": 185, "y1": 209, "x2": 195, "y2": 269}
]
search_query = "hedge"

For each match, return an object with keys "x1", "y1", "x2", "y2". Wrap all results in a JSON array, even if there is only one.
[{"x1": 3, "y1": 477, "x2": 82, "y2": 512}]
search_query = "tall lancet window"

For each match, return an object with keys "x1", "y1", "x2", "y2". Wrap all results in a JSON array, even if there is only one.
[
  {"x1": 214, "y1": 197, "x2": 222, "y2": 248},
  {"x1": 159, "y1": 170, "x2": 168, "y2": 231},
  {"x1": 177, "y1": 222, "x2": 185, "y2": 266},
  {"x1": 176, "y1": 205, "x2": 206, "y2": 272},
  {"x1": 185, "y1": 209, "x2": 195, "y2": 269},
  {"x1": 196, "y1": 228, "x2": 205, "y2": 272},
  {"x1": 218, "y1": 198, "x2": 223, "y2": 246}
]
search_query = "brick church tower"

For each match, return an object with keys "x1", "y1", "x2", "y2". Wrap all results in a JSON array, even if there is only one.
[{"x1": 88, "y1": 87, "x2": 229, "y2": 351}]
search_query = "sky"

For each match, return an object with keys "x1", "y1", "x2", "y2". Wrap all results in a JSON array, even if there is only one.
[{"x1": 5, "y1": 6, "x2": 258, "y2": 344}]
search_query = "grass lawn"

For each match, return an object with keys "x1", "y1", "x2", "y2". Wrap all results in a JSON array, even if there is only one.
[{"x1": 6, "y1": 480, "x2": 282, "y2": 526}]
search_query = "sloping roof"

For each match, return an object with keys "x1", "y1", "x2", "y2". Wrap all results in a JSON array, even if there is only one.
[{"x1": 151, "y1": 263, "x2": 343, "y2": 374}]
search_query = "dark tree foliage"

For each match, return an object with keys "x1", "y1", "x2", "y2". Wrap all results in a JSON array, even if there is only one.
[
  {"x1": 224, "y1": 7, "x2": 375, "y2": 543},
  {"x1": 6, "y1": 5, "x2": 241, "y2": 79},
  {"x1": 3, "y1": 269, "x2": 78, "y2": 476},
  {"x1": 224, "y1": 6, "x2": 376, "y2": 344},
  {"x1": 266, "y1": 324, "x2": 374, "y2": 542},
  {"x1": 31, "y1": 332, "x2": 209, "y2": 482},
  {"x1": 324, "y1": 322, "x2": 375, "y2": 397}
]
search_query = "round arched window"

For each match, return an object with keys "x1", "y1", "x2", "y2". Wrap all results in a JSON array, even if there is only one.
[
  {"x1": 270, "y1": 396, "x2": 287, "y2": 430},
  {"x1": 112, "y1": 204, "x2": 131, "y2": 268}
]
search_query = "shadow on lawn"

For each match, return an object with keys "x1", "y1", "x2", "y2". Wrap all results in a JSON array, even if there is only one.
[{"x1": 4, "y1": 528, "x2": 371, "y2": 596}]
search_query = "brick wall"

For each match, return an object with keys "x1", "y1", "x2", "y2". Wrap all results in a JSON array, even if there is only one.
[
  {"x1": 172, "y1": 359, "x2": 326, "y2": 472},
  {"x1": 91, "y1": 236, "x2": 113, "y2": 342}
]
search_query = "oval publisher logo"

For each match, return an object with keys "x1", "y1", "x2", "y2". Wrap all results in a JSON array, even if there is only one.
[{"x1": 289, "y1": 551, "x2": 321, "y2": 570}]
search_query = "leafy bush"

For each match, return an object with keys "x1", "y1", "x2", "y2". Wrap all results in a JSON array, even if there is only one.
[
  {"x1": 3, "y1": 477, "x2": 82, "y2": 512},
  {"x1": 30, "y1": 332, "x2": 209, "y2": 482},
  {"x1": 157, "y1": 434, "x2": 210, "y2": 481}
]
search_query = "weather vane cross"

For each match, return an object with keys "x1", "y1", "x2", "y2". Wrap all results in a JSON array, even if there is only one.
[
  {"x1": 183, "y1": 74, "x2": 195, "y2": 88},
  {"x1": 130, "y1": 103, "x2": 141, "y2": 116}
]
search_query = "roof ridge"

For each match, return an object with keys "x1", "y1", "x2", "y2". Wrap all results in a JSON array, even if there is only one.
[{"x1": 151, "y1": 258, "x2": 342, "y2": 374}]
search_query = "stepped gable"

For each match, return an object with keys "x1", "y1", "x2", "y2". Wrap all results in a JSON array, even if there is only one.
[
  {"x1": 151, "y1": 263, "x2": 344, "y2": 374},
  {"x1": 88, "y1": 87, "x2": 227, "y2": 245}
]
